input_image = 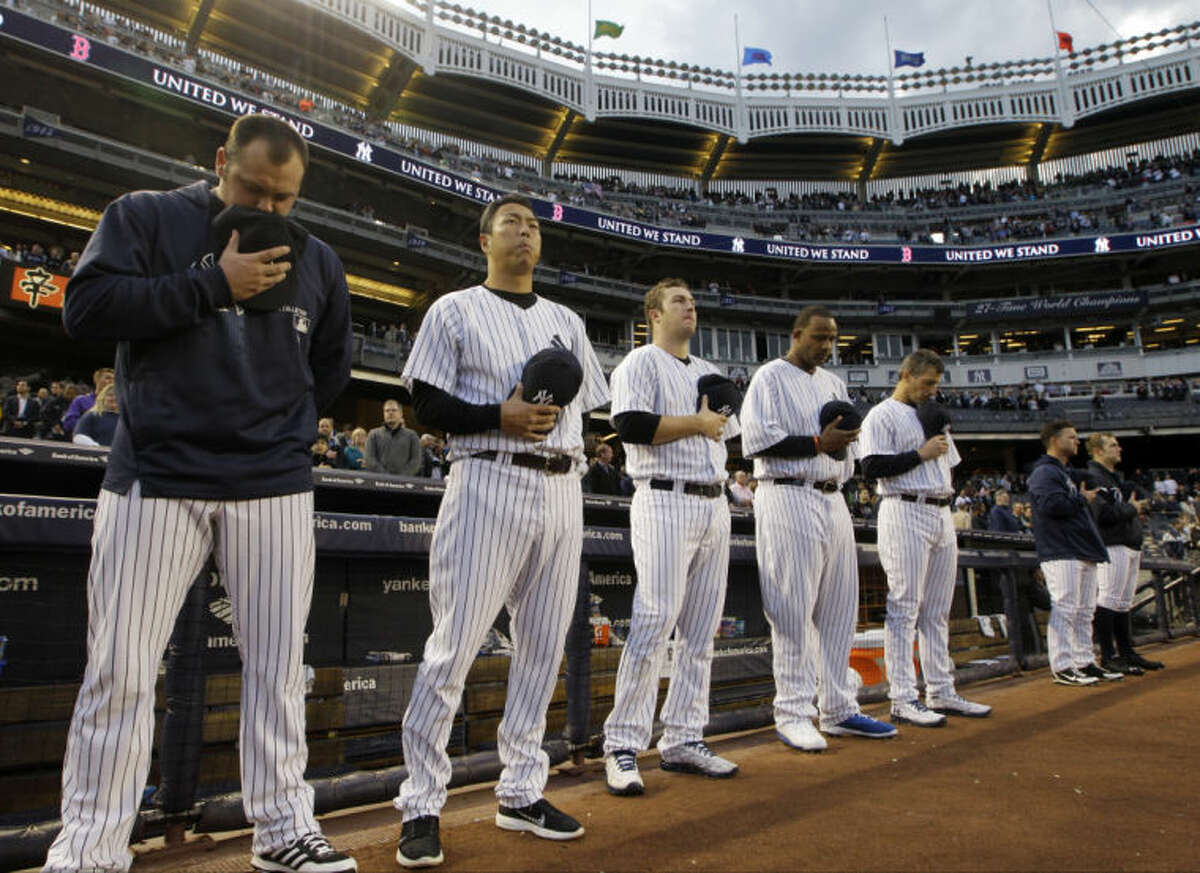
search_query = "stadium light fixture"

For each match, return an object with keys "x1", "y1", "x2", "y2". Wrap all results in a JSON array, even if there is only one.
[
  {"x1": 1161, "y1": 317, "x2": 1184, "y2": 324},
  {"x1": 1153, "y1": 327, "x2": 1176, "y2": 333}
]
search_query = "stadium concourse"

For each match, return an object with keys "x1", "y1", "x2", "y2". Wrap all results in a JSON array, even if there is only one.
[
  {"x1": 25, "y1": 637, "x2": 1198, "y2": 873},
  {"x1": 2, "y1": 1, "x2": 1200, "y2": 871}
]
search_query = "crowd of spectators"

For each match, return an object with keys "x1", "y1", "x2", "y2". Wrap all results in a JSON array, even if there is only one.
[
  {"x1": 0, "y1": 368, "x2": 114, "y2": 443},
  {"x1": 18, "y1": 0, "x2": 1200, "y2": 251}
]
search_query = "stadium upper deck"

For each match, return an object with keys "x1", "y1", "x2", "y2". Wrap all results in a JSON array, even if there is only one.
[{"x1": 70, "y1": 0, "x2": 1200, "y2": 182}]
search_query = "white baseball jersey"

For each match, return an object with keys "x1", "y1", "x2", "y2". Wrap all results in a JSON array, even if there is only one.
[
  {"x1": 603, "y1": 343, "x2": 733, "y2": 756},
  {"x1": 740, "y1": 359, "x2": 857, "y2": 484},
  {"x1": 402, "y1": 285, "x2": 610, "y2": 463},
  {"x1": 609, "y1": 344, "x2": 738, "y2": 482},
  {"x1": 858, "y1": 398, "x2": 960, "y2": 494}
]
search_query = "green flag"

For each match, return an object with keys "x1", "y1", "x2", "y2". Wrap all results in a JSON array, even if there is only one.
[{"x1": 594, "y1": 20, "x2": 624, "y2": 39}]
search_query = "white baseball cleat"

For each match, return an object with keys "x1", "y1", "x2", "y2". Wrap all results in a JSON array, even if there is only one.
[
  {"x1": 776, "y1": 720, "x2": 828, "y2": 752},
  {"x1": 927, "y1": 692, "x2": 992, "y2": 718},
  {"x1": 659, "y1": 741, "x2": 739, "y2": 778},
  {"x1": 890, "y1": 699, "x2": 947, "y2": 727},
  {"x1": 605, "y1": 749, "x2": 645, "y2": 796}
]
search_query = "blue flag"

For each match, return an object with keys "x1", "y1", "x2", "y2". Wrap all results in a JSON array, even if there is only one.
[
  {"x1": 894, "y1": 50, "x2": 925, "y2": 68},
  {"x1": 742, "y1": 46, "x2": 772, "y2": 66}
]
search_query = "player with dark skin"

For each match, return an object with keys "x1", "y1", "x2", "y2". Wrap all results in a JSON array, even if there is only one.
[{"x1": 785, "y1": 314, "x2": 857, "y2": 455}]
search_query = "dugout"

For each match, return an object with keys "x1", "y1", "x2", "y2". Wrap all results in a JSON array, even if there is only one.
[{"x1": 0, "y1": 436, "x2": 1195, "y2": 870}]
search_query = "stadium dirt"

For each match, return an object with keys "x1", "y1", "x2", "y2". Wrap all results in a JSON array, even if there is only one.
[{"x1": 122, "y1": 637, "x2": 1200, "y2": 873}]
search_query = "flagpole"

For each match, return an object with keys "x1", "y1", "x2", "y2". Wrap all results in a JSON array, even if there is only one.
[
  {"x1": 883, "y1": 16, "x2": 900, "y2": 145},
  {"x1": 585, "y1": 0, "x2": 595, "y2": 120},
  {"x1": 729, "y1": 12, "x2": 739, "y2": 142},
  {"x1": 1046, "y1": 0, "x2": 1075, "y2": 128}
]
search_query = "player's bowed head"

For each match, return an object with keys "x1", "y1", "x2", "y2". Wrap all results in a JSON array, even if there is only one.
[
  {"x1": 786, "y1": 305, "x2": 857, "y2": 456},
  {"x1": 894, "y1": 349, "x2": 950, "y2": 462}
]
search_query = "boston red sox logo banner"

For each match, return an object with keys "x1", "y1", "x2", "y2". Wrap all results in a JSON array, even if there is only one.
[{"x1": 10, "y1": 266, "x2": 66, "y2": 310}]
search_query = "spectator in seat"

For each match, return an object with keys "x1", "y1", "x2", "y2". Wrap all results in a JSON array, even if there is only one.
[
  {"x1": 342, "y1": 427, "x2": 368, "y2": 470},
  {"x1": 418, "y1": 433, "x2": 446, "y2": 479},
  {"x1": 62, "y1": 366, "x2": 114, "y2": 434},
  {"x1": 38, "y1": 380, "x2": 69, "y2": 439},
  {"x1": 582, "y1": 442, "x2": 622, "y2": 495},
  {"x1": 728, "y1": 469, "x2": 754, "y2": 507},
  {"x1": 988, "y1": 489, "x2": 1025, "y2": 532},
  {"x1": 72, "y1": 383, "x2": 119, "y2": 447},
  {"x1": 365, "y1": 398, "x2": 421, "y2": 476},
  {"x1": 2, "y1": 379, "x2": 40, "y2": 438},
  {"x1": 315, "y1": 416, "x2": 342, "y2": 466},
  {"x1": 311, "y1": 435, "x2": 333, "y2": 468}
]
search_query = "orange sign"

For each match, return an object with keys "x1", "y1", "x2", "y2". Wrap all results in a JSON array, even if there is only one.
[{"x1": 10, "y1": 265, "x2": 66, "y2": 310}]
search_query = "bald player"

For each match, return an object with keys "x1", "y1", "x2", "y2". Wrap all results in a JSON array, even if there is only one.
[
  {"x1": 394, "y1": 194, "x2": 608, "y2": 867},
  {"x1": 603, "y1": 278, "x2": 740, "y2": 796},
  {"x1": 741, "y1": 306, "x2": 896, "y2": 748},
  {"x1": 858, "y1": 350, "x2": 991, "y2": 726}
]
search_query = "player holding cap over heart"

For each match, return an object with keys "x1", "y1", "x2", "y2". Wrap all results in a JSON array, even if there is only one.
[
  {"x1": 393, "y1": 193, "x2": 609, "y2": 867},
  {"x1": 740, "y1": 305, "x2": 898, "y2": 750},
  {"x1": 858, "y1": 349, "x2": 992, "y2": 726},
  {"x1": 602, "y1": 278, "x2": 743, "y2": 797}
]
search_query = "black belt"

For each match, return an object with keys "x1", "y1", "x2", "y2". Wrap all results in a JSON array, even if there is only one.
[
  {"x1": 649, "y1": 478, "x2": 723, "y2": 499},
  {"x1": 768, "y1": 477, "x2": 841, "y2": 494},
  {"x1": 472, "y1": 450, "x2": 573, "y2": 475},
  {"x1": 890, "y1": 493, "x2": 953, "y2": 507}
]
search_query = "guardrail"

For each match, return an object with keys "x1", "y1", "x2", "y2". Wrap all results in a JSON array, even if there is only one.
[{"x1": 299, "y1": 0, "x2": 1200, "y2": 143}]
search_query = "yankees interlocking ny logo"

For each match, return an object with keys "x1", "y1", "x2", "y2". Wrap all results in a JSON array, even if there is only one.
[
  {"x1": 16, "y1": 267, "x2": 59, "y2": 309},
  {"x1": 531, "y1": 388, "x2": 554, "y2": 405}
]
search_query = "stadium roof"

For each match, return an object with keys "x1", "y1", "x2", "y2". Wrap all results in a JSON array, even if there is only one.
[{"x1": 97, "y1": 0, "x2": 1200, "y2": 183}]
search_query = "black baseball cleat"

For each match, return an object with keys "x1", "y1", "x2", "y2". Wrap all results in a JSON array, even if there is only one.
[
  {"x1": 1080, "y1": 662, "x2": 1123, "y2": 682},
  {"x1": 396, "y1": 815, "x2": 443, "y2": 868},
  {"x1": 252, "y1": 833, "x2": 357, "y2": 872},
  {"x1": 1125, "y1": 652, "x2": 1165, "y2": 670},
  {"x1": 1051, "y1": 668, "x2": 1099, "y2": 686},
  {"x1": 496, "y1": 798, "x2": 584, "y2": 840},
  {"x1": 1101, "y1": 657, "x2": 1144, "y2": 676}
]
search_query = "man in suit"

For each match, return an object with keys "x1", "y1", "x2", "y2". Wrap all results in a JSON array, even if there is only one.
[
  {"x1": 2, "y1": 379, "x2": 40, "y2": 437},
  {"x1": 583, "y1": 442, "x2": 623, "y2": 495}
]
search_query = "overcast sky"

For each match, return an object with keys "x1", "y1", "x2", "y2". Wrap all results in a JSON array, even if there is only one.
[{"x1": 388, "y1": 0, "x2": 1200, "y2": 75}]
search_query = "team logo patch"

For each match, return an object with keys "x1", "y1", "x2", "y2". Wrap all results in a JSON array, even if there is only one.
[{"x1": 293, "y1": 312, "x2": 310, "y2": 334}]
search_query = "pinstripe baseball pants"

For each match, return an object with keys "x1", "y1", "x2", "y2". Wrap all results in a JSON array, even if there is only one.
[
  {"x1": 1096, "y1": 545, "x2": 1140, "y2": 612},
  {"x1": 1041, "y1": 559, "x2": 1100, "y2": 672},
  {"x1": 603, "y1": 486, "x2": 730, "y2": 755},
  {"x1": 45, "y1": 484, "x2": 318, "y2": 873},
  {"x1": 397, "y1": 457, "x2": 583, "y2": 819},
  {"x1": 755, "y1": 483, "x2": 860, "y2": 729},
  {"x1": 876, "y1": 498, "x2": 959, "y2": 704}
]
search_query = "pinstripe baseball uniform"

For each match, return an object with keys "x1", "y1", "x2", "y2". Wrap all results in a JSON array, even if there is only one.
[
  {"x1": 741, "y1": 360, "x2": 861, "y2": 729},
  {"x1": 45, "y1": 181, "x2": 353, "y2": 873},
  {"x1": 602, "y1": 345, "x2": 737, "y2": 756},
  {"x1": 858, "y1": 399, "x2": 961, "y2": 704},
  {"x1": 396, "y1": 285, "x2": 608, "y2": 820},
  {"x1": 1040, "y1": 560, "x2": 1100, "y2": 671}
]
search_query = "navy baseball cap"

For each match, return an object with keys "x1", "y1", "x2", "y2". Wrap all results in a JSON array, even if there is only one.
[
  {"x1": 211, "y1": 204, "x2": 309, "y2": 311},
  {"x1": 819, "y1": 400, "x2": 863, "y2": 431},
  {"x1": 521, "y1": 346, "x2": 583, "y2": 407},
  {"x1": 696, "y1": 374, "x2": 743, "y2": 416},
  {"x1": 916, "y1": 401, "x2": 952, "y2": 438}
]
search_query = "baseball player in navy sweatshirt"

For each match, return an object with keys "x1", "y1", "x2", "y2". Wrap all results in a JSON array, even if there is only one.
[{"x1": 45, "y1": 115, "x2": 356, "y2": 873}]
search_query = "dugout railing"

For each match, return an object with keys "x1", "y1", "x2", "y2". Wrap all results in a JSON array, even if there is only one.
[{"x1": 0, "y1": 438, "x2": 1195, "y2": 869}]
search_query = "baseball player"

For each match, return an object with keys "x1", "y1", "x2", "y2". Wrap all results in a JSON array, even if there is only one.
[
  {"x1": 1028, "y1": 421, "x2": 1121, "y2": 686},
  {"x1": 858, "y1": 350, "x2": 991, "y2": 726},
  {"x1": 394, "y1": 194, "x2": 608, "y2": 867},
  {"x1": 45, "y1": 115, "x2": 357, "y2": 873},
  {"x1": 602, "y1": 278, "x2": 740, "y2": 796},
  {"x1": 1085, "y1": 433, "x2": 1163, "y2": 675},
  {"x1": 740, "y1": 306, "x2": 896, "y2": 749}
]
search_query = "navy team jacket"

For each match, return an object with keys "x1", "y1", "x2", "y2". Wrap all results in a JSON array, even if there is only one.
[{"x1": 64, "y1": 181, "x2": 351, "y2": 499}]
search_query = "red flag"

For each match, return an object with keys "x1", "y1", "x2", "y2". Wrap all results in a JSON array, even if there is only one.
[{"x1": 1057, "y1": 31, "x2": 1074, "y2": 53}]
